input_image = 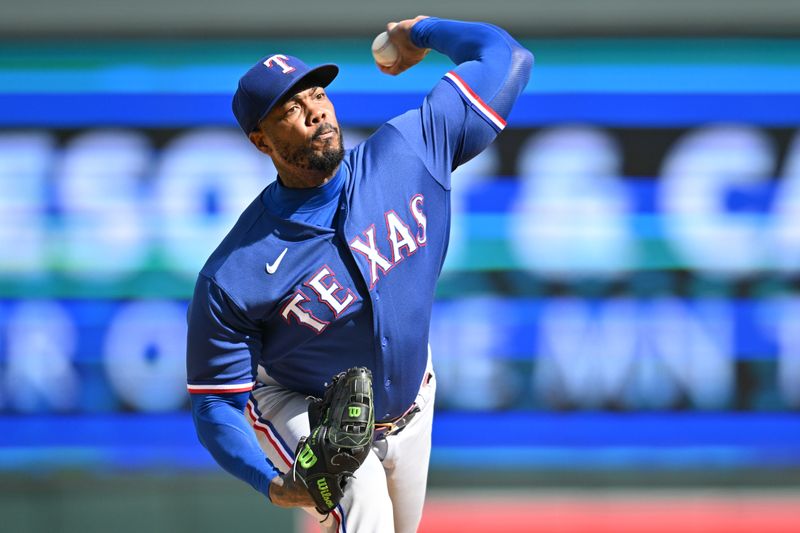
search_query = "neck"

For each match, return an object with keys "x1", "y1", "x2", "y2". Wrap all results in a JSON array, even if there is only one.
[{"x1": 274, "y1": 163, "x2": 340, "y2": 189}]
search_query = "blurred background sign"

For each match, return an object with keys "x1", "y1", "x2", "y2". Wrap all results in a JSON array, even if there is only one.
[
  {"x1": 3, "y1": 0, "x2": 800, "y2": 36},
  {"x1": 2, "y1": 1, "x2": 799, "y2": 532}
]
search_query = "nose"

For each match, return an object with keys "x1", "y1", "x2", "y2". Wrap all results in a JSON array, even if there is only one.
[{"x1": 307, "y1": 102, "x2": 326, "y2": 126}]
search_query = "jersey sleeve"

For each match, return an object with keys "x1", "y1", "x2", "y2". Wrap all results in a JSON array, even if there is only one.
[
  {"x1": 388, "y1": 18, "x2": 533, "y2": 189},
  {"x1": 186, "y1": 273, "x2": 260, "y2": 394}
]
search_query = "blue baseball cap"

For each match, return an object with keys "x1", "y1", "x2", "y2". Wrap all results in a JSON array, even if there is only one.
[{"x1": 232, "y1": 54, "x2": 339, "y2": 134}]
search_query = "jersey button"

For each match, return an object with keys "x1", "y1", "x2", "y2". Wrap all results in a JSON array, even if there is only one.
[
  {"x1": 384, "y1": 379, "x2": 391, "y2": 387},
  {"x1": 381, "y1": 337, "x2": 388, "y2": 347},
  {"x1": 374, "y1": 293, "x2": 381, "y2": 301}
]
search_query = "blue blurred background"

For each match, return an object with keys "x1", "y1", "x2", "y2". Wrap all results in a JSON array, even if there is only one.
[{"x1": 2, "y1": 1, "x2": 800, "y2": 532}]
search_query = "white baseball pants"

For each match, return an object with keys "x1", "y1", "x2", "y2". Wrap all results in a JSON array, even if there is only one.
[{"x1": 246, "y1": 361, "x2": 436, "y2": 533}]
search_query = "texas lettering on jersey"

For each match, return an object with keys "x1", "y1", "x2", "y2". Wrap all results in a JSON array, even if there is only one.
[{"x1": 280, "y1": 193, "x2": 427, "y2": 333}]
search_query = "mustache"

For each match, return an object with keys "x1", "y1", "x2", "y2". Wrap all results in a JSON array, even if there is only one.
[{"x1": 312, "y1": 124, "x2": 338, "y2": 140}]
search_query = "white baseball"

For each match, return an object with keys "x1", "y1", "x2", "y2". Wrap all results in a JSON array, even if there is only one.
[{"x1": 371, "y1": 31, "x2": 399, "y2": 67}]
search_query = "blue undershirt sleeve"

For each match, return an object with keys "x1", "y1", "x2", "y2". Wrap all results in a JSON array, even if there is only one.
[
  {"x1": 191, "y1": 391, "x2": 280, "y2": 501},
  {"x1": 388, "y1": 18, "x2": 533, "y2": 188}
]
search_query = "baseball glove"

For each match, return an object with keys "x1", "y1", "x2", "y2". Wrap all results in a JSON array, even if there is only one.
[{"x1": 292, "y1": 366, "x2": 374, "y2": 514}]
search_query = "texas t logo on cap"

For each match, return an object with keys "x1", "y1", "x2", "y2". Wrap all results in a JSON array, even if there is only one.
[{"x1": 263, "y1": 54, "x2": 296, "y2": 74}]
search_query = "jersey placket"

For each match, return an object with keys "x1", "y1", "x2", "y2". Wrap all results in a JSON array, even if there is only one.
[{"x1": 338, "y1": 199, "x2": 394, "y2": 422}]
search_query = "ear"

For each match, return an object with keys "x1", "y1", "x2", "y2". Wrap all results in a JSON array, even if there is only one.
[{"x1": 249, "y1": 129, "x2": 273, "y2": 156}]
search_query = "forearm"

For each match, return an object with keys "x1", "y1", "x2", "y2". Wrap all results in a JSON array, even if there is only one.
[
  {"x1": 191, "y1": 392, "x2": 279, "y2": 501},
  {"x1": 410, "y1": 18, "x2": 533, "y2": 119}
]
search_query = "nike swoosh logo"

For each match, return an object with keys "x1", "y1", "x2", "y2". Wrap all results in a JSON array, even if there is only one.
[{"x1": 265, "y1": 248, "x2": 288, "y2": 275}]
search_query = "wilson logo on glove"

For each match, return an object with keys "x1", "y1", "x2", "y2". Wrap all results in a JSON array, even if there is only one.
[
  {"x1": 297, "y1": 444, "x2": 318, "y2": 469},
  {"x1": 316, "y1": 478, "x2": 334, "y2": 509}
]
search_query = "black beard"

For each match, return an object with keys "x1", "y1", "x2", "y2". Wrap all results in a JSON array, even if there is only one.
[
  {"x1": 306, "y1": 137, "x2": 345, "y2": 175},
  {"x1": 277, "y1": 125, "x2": 345, "y2": 176}
]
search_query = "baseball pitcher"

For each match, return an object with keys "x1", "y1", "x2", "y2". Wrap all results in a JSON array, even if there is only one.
[{"x1": 186, "y1": 16, "x2": 533, "y2": 532}]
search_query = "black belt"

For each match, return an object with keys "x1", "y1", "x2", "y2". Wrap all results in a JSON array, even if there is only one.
[{"x1": 374, "y1": 404, "x2": 421, "y2": 440}]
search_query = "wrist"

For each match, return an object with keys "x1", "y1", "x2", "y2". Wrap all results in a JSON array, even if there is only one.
[
  {"x1": 268, "y1": 471, "x2": 316, "y2": 508},
  {"x1": 409, "y1": 16, "x2": 440, "y2": 49},
  {"x1": 268, "y1": 475, "x2": 283, "y2": 504}
]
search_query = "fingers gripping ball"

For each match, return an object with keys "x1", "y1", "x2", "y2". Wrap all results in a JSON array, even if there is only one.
[
  {"x1": 292, "y1": 367, "x2": 374, "y2": 514},
  {"x1": 371, "y1": 31, "x2": 399, "y2": 67}
]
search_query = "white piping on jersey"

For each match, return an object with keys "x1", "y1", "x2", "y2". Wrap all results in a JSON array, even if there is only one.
[
  {"x1": 187, "y1": 382, "x2": 255, "y2": 393},
  {"x1": 444, "y1": 71, "x2": 507, "y2": 131}
]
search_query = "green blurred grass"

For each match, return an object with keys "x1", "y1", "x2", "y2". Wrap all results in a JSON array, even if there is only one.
[{"x1": 1, "y1": 472, "x2": 295, "y2": 533}]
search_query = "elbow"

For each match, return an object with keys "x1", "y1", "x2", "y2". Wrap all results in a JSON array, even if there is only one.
[
  {"x1": 499, "y1": 44, "x2": 533, "y2": 94},
  {"x1": 191, "y1": 408, "x2": 211, "y2": 450},
  {"x1": 512, "y1": 45, "x2": 534, "y2": 81}
]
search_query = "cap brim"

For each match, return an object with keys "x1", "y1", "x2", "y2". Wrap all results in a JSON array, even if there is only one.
[
  {"x1": 297, "y1": 64, "x2": 339, "y2": 92},
  {"x1": 254, "y1": 64, "x2": 339, "y2": 130}
]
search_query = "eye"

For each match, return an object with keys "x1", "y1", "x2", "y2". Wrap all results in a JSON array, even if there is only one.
[
  {"x1": 315, "y1": 91, "x2": 326, "y2": 100},
  {"x1": 284, "y1": 104, "x2": 300, "y2": 117}
]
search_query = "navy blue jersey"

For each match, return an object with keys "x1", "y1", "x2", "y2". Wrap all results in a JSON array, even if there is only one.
[
  {"x1": 187, "y1": 17, "x2": 533, "y2": 497},
  {"x1": 190, "y1": 89, "x2": 489, "y2": 419}
]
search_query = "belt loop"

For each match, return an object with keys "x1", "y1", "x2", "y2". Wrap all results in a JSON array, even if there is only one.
[{"x1": 374, "y1": 404, "x2": 421, "y2": 440}]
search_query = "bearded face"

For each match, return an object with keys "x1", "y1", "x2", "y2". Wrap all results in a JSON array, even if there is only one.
[
  {"x1": 251, "y1": 85, "x2": 346, "y2": 187},
  {"x1": 269, "y1": 122, "x2": 345, "y2": 177}
]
